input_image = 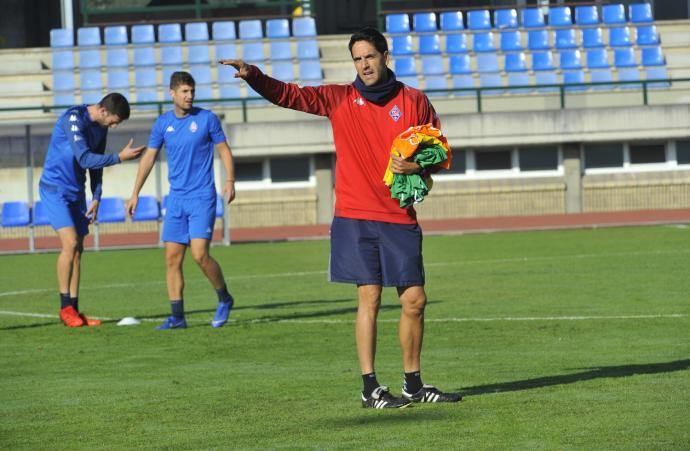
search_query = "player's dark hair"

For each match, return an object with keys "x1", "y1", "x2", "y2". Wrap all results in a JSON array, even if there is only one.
[
  {"x1": 348, "y1": 27, "x2": 388, "y2": 56},
  {"x1": 98, "y1": 93, "x2": 130, "y2": 120},
  {"x1": 170, "y1": 71, "x2": 196, "y2": 90}
]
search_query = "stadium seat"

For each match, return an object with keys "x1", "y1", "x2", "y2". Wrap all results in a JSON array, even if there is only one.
[
  {"x1": 614, "y1": 48, "x2": 636, "y2": 68},
  {"x1": 479, "y1": 73, "x2": 503, "y2": 95},
  {"x1": 446, "y1": 34, "x2": 468, "y2": 53},
  {"x1": 549, "y1": 6, "x2": 572, "y2": 27},
  {"x1": 104, "y1": 26, "x2": 127, "y2": 45},
  {"x1": 532, "y1": 51, "x2": 558, "y2": 90},
  {"x1": 559, "y1": 50, "x2": 583, "y2": 70},
  {"x1": 505, "y1": 53, "x2": 529, "y2": 92},
  {"x1": 494, "y1": 9, "x2": 518, "y2": 29},
  {"x1": 391, "y1": 36, "x2": 413, "y2": 55},
  {"x1": 160, "y1": 46, "x2": 183, "y2": 65},
  {"x1": 398, "y1": 76, "x2": 419, "y2": 89},
  {"x1": 270, "y1": 41, "x2": 292, "y2": 60},
  {"x1": 188, "y1": 43, "x2": 211, "y2": 64},
  {"x1": 421, "y1": 55, "x2": 444, "y2": 75},
  {"x1": 418, "y1": 34, "x2": 440, "y2": 54},
  {"x1": 32, "y1": 201, "x2": 50, "y2": 226},
  {"x1": 97, "y1": 197, "x2": 125, "y2": 223},
  {"x1": 449, "y1": 55, "x2": 471, "y2": 74},
  {"x1": 500, "y1": 31, "x2": 523, "y2": 52},
  {"x1": 53, "y1": 92, "x2": 75, "y2": 107},
  {"x1": 266, "y1": 19, "x2": 290, "y2": 38},
  {"x1": 242, "y1": 42, "x2": 265, "y2": 62},
  {"x1": 609, "y1": 27, "x2": 631, "y2": 47},
  {"x1": 107, "y1": 69, "x2": 129, "y2": 90},
  {"x1": 451, "y1": 74, "x2": 474, "y2": 92},
  {"x1": 185, "y1": 22, "x2": 209, "y2": 42},
  {"x1": 106, "y1": 48, "x2": 128, "y2": 67},
  {"x1": 555, "y1": 29, "x2": 577, "y2": 49},
  {"x1": 77, "y1": 27, "x2": 101, "y2": 46},
  {"x1": 575, "y1": 6, "x2": 599, "y2": 25},
  {"x1": 394, "y1": 57, "x2": 416, "y2": 77},
  {"x1": 50, "y1": 28, "x2": 73, "y2": 47},
  {"x1": 299, "y1": 60, "x2": 322, "y2": 81},
  {"x1": 587, "y1": 49, "x2": 610, "y2": 69},
  {"x1": 467, "y1": 10, "x2": 491, "y2": 30},
  {"x1": 131, "y1": 24, "x2": 155, "y2": 44},
  {"x1": 132, "y1": 196, "x2": 160, "y2": 222},
  {"x1": 439, "y1": 11, "x2": 463, "y2": 31},
  {"x1": 52, "y1": 50, "x2": 74, "y2": 70},
  {"x1": 135, "y1": 68, "x2": 157, "y2": 88},
  {"x1": 602, "y1": 4, "x2": 626, "y2": 24},
  {"x1": 563, "y1": 70, "x2": 586, "y2": 91},
  {"x1": 133, "y1": 47, "x2": 156, "y2": 66},
  {"x1": 521, "y1": 8, "x2": 545, "y2": 28},
  {"x1": 216, "y1": 43, "x2": 237, "y2": 60},
  {"x1": 134, "y1": 88, "x2": 159, "y2": 109},
  {"x1": 81, "y1": 89, "x2": 102, "y2": 104},
  {"x1": 271, "y1": 61, "x2": 295, "y2": 81},
  {"x1": 476, "y1": 53, "x2": 499, "y2": 73},
  {"x1": 2, "y1": 202, "x2": 30, "y2": 227},
  {"x1": 219, "y1": 83, "x2": 241, "y2": 102},
  {"x1": 386, "y1": 14, "x2": 410, "y2": 33},
  {"x1": 528, "y1": 30, "x2": 549, "y2": 50},
  {"x1": 582, "y1": 28, "x2": 604, "y2": 49},
  {"x1": 53, "y1": 71, "x2": 75, "y2": 91},
  {"x1": 473, "y1": 32, "x2": 496, "y2": 53},
  {"x1": 158, "y1": 23, "x2": 182, "y2": 43},
  {"x1": 424, "y1": 75, "x2": 448, "y2": 96},
  {"x1": 161, "y1": 66, "x2": 177, "y2": 85},
  {"x1": 292, "y1": 16, "x2": 317, "y2": 37},
  {"x1": 641, "y1": 46, "x2": 665, "y2": 66},
  {"x1": 618, "y1": 66, "x2": 641, "y2": 89},
  {"x1": 80, "y1": 70, "x2": 102, "y2": 90},
  {"x1": 636, "y1": 25, "x2": 659, "y2": 46},
  {"x1": 212, "y1": 21, "x2": 236, "y2": 41},
  {"x1": 239, "y1": 20, "x2": 263, "y2": 39},
  {"x1": 630, "y1": 3, "x2": 653, "y2": 23},
  {"x1": 194, "y1": 85, "x2": 213, "y2": 104},
  {"x1": 79, "y1": 49, "x2": 101, "y2": 69},
  {"x1": 296, "y1": 40, "x2": 319, "y2": 59},
  {"x1": 189, "y1": 65, "x2": 212, "y2": 84},
  {"x1": 217, "y1": 66, "x2": 240, "y2": 84},
  {"x1": 413, "y1": 12, "x2": 437, "y2": 32},
  {"x1": 590, "y1": 68, "x2": 613, "y2": 90}
]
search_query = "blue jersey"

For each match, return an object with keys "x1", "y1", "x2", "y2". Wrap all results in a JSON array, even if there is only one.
[
  {"x1": 148, "y1": 107, "x2": 226, "y2": 199},
  {"x1": 40, "y1": 105, "x2": 120, "y2": 201}
]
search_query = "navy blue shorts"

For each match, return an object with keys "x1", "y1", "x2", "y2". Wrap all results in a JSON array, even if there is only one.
[
  {"x1": 162, "y1": 195, "x2": 216, "y2": 244},
  {"x1": 39, "y1": 184, "x2": 89, "y2": 236},
  {"x1": 329, "y1": 216, "x2": 425, "y2": 287}
]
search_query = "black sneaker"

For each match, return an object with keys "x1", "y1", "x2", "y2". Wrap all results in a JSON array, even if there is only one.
[
  {"x1": 361, "y1": 386, "x2": 412, "y2": 409},
  {"x1": 402, "y1": 384, "x2": 462, "y2": 403}
]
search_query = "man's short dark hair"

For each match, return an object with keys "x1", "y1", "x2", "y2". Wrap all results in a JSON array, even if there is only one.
[
  {"x1": 170, "y1": 71, "x2": 196, "y2": 90},
  {"x1": 348, "y1": 27, "x2": 388, "y2": 56},
  {"x1": 98, "y1": 93, "x2": 130, "y2": 120}
]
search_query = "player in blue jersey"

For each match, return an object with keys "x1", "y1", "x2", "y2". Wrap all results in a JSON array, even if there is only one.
[
  {"x1": 39, "y1": 93, "x2": 145, "y2": 327},
  {"x1": 126, "y1": 72, "x2": 236, "y2": 330}
]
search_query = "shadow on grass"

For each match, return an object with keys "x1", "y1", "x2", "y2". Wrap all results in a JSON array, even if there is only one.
[
  {"x1": 0, "y1": 321, "x2": 60, "y2": 331},
  {"x1": 461, "y1": 359, "x2": 690, "y2": 396},
  {"x1": 326, "y1": 405, "x2": 451, "y2": 427}
]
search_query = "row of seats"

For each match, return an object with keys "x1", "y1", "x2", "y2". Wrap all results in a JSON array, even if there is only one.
[
  {"x1": 390, "y1": 25, "x2": 660, "y2": 56},
  {"x1": 1, "y1": 196, "x2": 225, "y2": 228},
  {"x1": 386, "y1": 3, "x2": 654, "y2": 32}
]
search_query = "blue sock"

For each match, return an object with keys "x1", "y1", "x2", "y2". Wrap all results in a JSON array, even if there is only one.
[
  {"x1": 71, "y1": 297, "x2": 79, "y2": 312},
  {"x1": 60, "y1": 293, "x2": 71, "y2": 309},
  {"x1": 215, "y1": 285, "x2": 233, "y2": 304},
  {"x1": 170, "y1": 300, "x2": 184, "y2": 319}
]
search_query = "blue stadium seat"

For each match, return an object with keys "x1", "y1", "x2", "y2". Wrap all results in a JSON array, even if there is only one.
[
  {"x1": 266, "y1": 19, "x2": 290, "y2": 38},
  {"x1": 98, "y1": 198, "x2": 125, "y2": 223},
  {"x1": 160, "y1": 46, "x2": 183, "y2": 65},
  {"x1": 421, "y1": 55, "x2": 444, "y2": 75},
  {"x1": 424, "y1": 75, "x2": 447, "y2": 91},
  {"x1": 80, "y1": 70, "x2": 102, "y2": 90},
  {"x1": 559, "y1": 50, "x2": 583, "y2": 70},
  {"x1": 159, "y1": 23, "x2": 182, "y2": 43},
  {"x1": 104, "y1": 26, "x2": 127, "y2": 45},
  {"x1": 391, "y1": 36, "x2": 413, "y2": 55},
  {"x1": 452, "y1": 74, "x2": 474, "y2": 92},
  {"x1": 132, "y1": 196, "x2": 160, "y2": 222},
  {"x1": 521, "y1": 8, "x2": 545, "y2": 28},
  {"x1": 446, "y1": 34, "x2": 468, "y2": 53},
  {"x1": 636, "y1": 25, "x2": 659, "y2": 46},
  {"x1": 609, "y1": 27, "x2": 631, "y2": 47},
  {"x1": 528, "y1": 30, "x2": 549, "y2": 50},
  {"x1": 135, "y1": 68, "x2": 157, "y2": 87},
  {"x1": 563, "y1": 70, "x2": 586, "y2": 91},
  {"x1": 132, "y1": 25, "x2": 155, "y2": 44},
  {"x1": 271, "y1": 61, "x2": 295, "y2": 81},
  {"x1": 440, "y1": 11, "x2": 463, "y2": 31},
  {"x1": 212, "y1": 21, "x2": 236, "y2": 41},
  {"x1": 2, "y1": 202, "x2": 30, "y2": 227},
  {"x1": 188, "y1": 43, "x2": 211, "y2": 64},
  {"x1": 217, "y1": 66, "x2": 240, "y2": 84},
  {"x1": 480, "y1": 73, "x2": 503, "y2": 95},
  {"x1": 582, "y1": 28, "x2": 604, "y2": 49},
  {"x1": 555, "y1": 28, "x2": 577, "y2": 49},
  {"x1": 53, "y1": 92, "x2": 75, "y2": 107},
  {"x1": 78, "y1": 27, "x2": 101, "y2": 46},
  {"x1": 590, "y1": 68, "x2": 613, "y2": 90},
  {"x1": 189, "y1": 65, "x2": 212, "y2": 84},
  {"x1": 32, "y1": 201, "x2": 50, "y2": 226},
  {"x1": 399, "y1": 76, "x2": 419, "y2": 89},
  {"x1": 394, "y1": 57, "x2": 416, "y2": 77},
  {"x1": 296, "y1": 40, "x2": 319, "y2": 59},
  {"x1": 52, "y1": 50, "x2": 74, "y2": 70},
  {"x1": 239, "y1": 20, "x2": 263, "y2": 39},
  {"x1": 219, "y1": 83, "x2": 241, "y2": 102},
  {"x1": 494, "y1": 9, "x2": 518, "y2": 29},
  {"x1": 549, "y1": 6, "x2": 572, "y2": 27},
  {"x1": 106, "y1": 48, "x2": 128, "y2": 67},
  {"x1": 614, "y1": 48, "x2": 636, "y2": 67},
  {"x1": 386, "y1": 14, "x2": 410, "y2": 33},
  {"x1": 449, "y1": 55, "x2": 471, "y2": 74},
  {"x1": 532, "y1": 51, "x2": 557, "y2": 90},
  {"x1": 299, "y1": 60, "x2": 322, "y2": 81},
  {"x1": 587, "y1": 49, "x2": 609, "y2": 69},
  {"x1": 630, "y1": 3, "x2": 653, "y2": 23},
  {"x1": 216, "y1": 43, "x2": 237, "y2": 60},
  {"x1": 505, "y1": 53, "x2": 529, "y2": 92},
  {"x1": 418, "y1": 34, "x2": 440, "y2": 54},
  {"x1": 473, "y1": 32, "x2": 496, "y2": 53},
  {"x1": 467, "y1": 10, "x2": 491, "y2": 30},
  {"x1": 161, "y1": 66, "x2": 177, "y2": 85},
  {"x1": 134, "y1": 89, "x2": 159, "y2": 110},
  {"x1": 645, "y1": 65, "x2": 668, "y2": 87},
  {"x1": 641, "y1": 46, "x2": 665, "y2": 66},
  {"x1": 185, "y1": 22, "x2": 209, "y2": 42},
  {"x1": 575, "y1": 6, "x2": 599, "y2": 25},
  {"x1": 133, "y1": 47, "x2": 156, "y2": 66},
  {"x1": 242, "y1": 42, "x2": 264, "y2": 62},
  {"x1": 292, "y1": 16, "x2": 316, "y2": 37},
  {"x1": 602, "y1": 4, "x2": 626, "y2": 24},
  {"x1": 618, "y1": 66, "x2": 641, "y2": 88},
  {"x1": 476, "y1": 53, "x2": 499, "y2": 73},
  {"x1": 194, "y1": 85, "x2": 213, "y2": 104},
  {"x1": 107, "y1": 69, "x2": 129, "y2": 90},
  {"x1": 79, "y1": 49, "x2": 101, "y2": 69},
  {"x1": 500, "y1": 31, "x2": 522, "y2": 52},
  {"x1": 413, "y1": 12, "x2": 437, "y2": 32},
  {"x1": 53, "y1": 71, "x2": 75, "y2": 91},
  {"x1": 82, "y1": 90, "x2": 103, "y2": 105},
  {"x1": 50, "y1": 29, "x2": 73, "y2": 47},
  {"x1": 270, "y1": 41, "x2": 292, "y2": 60}
]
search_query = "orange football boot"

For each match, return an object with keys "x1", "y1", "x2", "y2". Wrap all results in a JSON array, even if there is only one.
[
  {"x1": 79, "y1": 313, "x2": 102, "y2": 327},
  {"x1": 60, "y1": 305, "x2": 84, "y2": 327}
]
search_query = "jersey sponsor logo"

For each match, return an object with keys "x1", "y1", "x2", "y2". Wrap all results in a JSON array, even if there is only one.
[
  {"x1": 166, "y1": 125, "x2": 175, "y2": 133},
  {"x1": 189, "y1": 121, "x2": 198, "y2": 133},
  {"x1": 389, "y1": 105, "x2": 402, "y2": 122},
  {"x1": 69, "y1": 114, "x2": 77, "y2": 122},
  {"x1": 70, "y1": 125, "x2": 80, "y2": 132},
  {"x1": 353, "y1": 97, "x2": 365, "y2": 106}
]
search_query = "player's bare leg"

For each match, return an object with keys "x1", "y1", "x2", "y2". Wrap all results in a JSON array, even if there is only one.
[
  {"x1": 165, "y1": 241, "x2": 187, "y2": 300},
  {"x1": 190, "y1": 238, "x2": 234, "y2": 328},
  {"x1": 397, "y1": 285, "x2": 426, "y2": 372},
  {"x1": 356, "y1": 284, "x2": 382, "y2": 374},
  {"x1": 55, "y1": 227, "x2": 84, "y2": 327}
]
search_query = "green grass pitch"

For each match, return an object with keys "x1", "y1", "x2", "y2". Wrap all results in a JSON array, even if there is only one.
[{"x1": 1, "y1": 226, "x2": 689, "y2": 449}]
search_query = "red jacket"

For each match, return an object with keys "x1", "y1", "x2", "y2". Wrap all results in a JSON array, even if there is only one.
[{"x1": 245, "y1": 66, "x2": 441, "y2": 224}]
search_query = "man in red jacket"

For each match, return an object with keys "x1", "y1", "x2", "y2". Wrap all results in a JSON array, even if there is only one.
[{"x1": 220, "y1": 27, "x2": 460, "y2": 408}]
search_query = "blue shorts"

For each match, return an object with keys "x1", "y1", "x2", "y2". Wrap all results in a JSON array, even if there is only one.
[
  {"x1": 329, "y1": 216, "x2": 425, "y2": 287},
  {"x1": 162, "y1": 195, "x2": 216, "y2": 244},
  {"x1": 39, "y1": 184, "x2": 89, "y2": 236}
]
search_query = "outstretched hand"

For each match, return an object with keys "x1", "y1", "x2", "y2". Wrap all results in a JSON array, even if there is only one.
[
  {"x1": 119, "y1": 138, "x2": 145, "y2": 162},
  {"x1": 218, "y1": 59, "x2": 251, "y2": 79}
]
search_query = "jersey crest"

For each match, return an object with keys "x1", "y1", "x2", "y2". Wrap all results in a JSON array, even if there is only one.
[
  {"x1": 389, "y1": 105, "x2": 402, "y2": 122},
  {"x1": 189, "y1": 121, "x2": 198, "y2": 133}
]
